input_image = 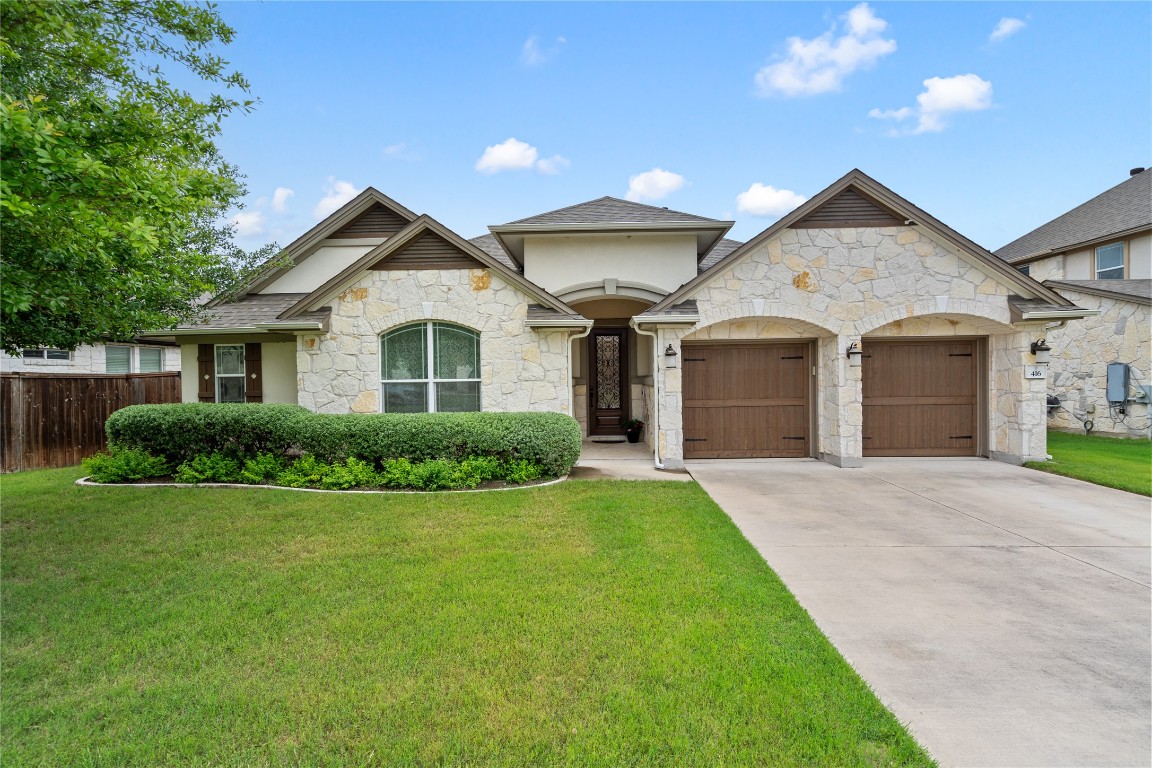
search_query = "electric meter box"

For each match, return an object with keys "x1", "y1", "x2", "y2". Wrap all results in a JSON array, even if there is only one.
[{"x1": 1106, "y1": 362, "x2": 1129, "y2": 404}]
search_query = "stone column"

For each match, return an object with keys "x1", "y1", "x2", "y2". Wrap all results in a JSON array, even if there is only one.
[
  {"x1": 819, "y1": 334, "x2": 864, "y2": 467},
  {"x1": 657, "y1": 327, "x2": 688, "y2": 469},
  {"x1": 989, "y1": 329, "x2": 1049, "y2": 464}
]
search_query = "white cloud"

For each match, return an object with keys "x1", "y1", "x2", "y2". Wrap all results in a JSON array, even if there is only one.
[
  {"x1": 230, "y1": 210, "x2": 265, "y2": 238},
  {"x1": 271, "y1": 187, "x2": 294, "y2": 214},
  {"x1": 383, "y1": 142, "x2": 408, "y2": 157},
  {"x1": 990, "y1": 17, "x2": 1026, "y2": 42},
  {"x1": 475, "y1": 138, "x2": 568, "y2": 175},
  {"x1": 313, "y1": 177, "x2": 360, "y2": 219},
  {"x1": 755, "y1": 3, "x2": 897, "y2": 97},
  {"x1": 535, "y1": 155, "x2": 570, "y2": 175},
  {"x1": 476, "y1": 137, "x2": 538, "y2": 174},
  {"x1": 736, "y1": 183, "x2": 808, "y2": 218},
  {"x1": 625, "y1": 168, "x2": 686, "y2": 202},
  {"x1": 520, "y1": 35, "x2": 566, "y2": 67},
  {"x1": 869, "y1": 73, "x2": 993, "y2": 134}
]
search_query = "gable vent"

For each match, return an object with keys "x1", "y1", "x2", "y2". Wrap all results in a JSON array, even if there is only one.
[
  {"x1": 331, "y1": 203, "x2": 410, "y2": 238},
  {"x1": 371, "y1": 232, "x2": 483, "y2": 271},
  {"x1": 791, "y1": 188, "x2": 903, "y2": 229}
]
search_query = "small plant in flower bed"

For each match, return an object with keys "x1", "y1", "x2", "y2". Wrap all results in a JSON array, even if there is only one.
[{"x1": 84, "y1": 450, "x2": 549, "y2": 491}]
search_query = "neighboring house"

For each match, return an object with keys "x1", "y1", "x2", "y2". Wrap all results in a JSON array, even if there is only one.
[
  {"x1": 1, "y1": 343, "x2": 179, "y2": 374},
  {"x1": 140, "y1": 169, "x2": 1095, "y2": 469},
  {"x1": 996, "y1": 169, "x2": 1151, "y2": 438}
]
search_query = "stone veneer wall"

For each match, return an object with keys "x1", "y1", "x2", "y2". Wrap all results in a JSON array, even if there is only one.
[
  {"x1": 296, "y1": 268, "x2": 571, "y2": 415},
  {"x1": 1043, "y1": 289, "x2": 1151, "y2": 438},
  {"x1": 653, "y1": 225, "x2": 1049, "y2": 467}
]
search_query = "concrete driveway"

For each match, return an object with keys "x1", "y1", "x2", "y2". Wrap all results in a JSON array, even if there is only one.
[{"x1": 685, "y1": 458, "x2": 1151, "y2": 768}]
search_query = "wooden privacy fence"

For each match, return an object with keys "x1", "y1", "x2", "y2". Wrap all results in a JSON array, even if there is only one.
[{"x1": 1, "y1": 372, "x2": 181, "y2": 472}]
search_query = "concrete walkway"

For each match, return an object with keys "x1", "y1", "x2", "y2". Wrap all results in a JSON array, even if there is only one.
[
  {"x1": 685, "y1": 457, "x2": 1151, "y2": 768},
  {"x1": 571, "y1": 439, "x2": 693, "y2": 481}
]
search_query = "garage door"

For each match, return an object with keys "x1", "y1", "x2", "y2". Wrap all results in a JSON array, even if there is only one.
[
  {"x1": 862, "y1": 340, "x2": 979, "y2": 456},
  {"x1": 683, "y1": 342, "x2": 811, "y2": 459}
]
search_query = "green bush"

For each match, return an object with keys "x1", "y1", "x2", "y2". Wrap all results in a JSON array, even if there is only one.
[
  {"x1": 174, "y1": 453, "x2": 242, "y2": 484},
  {"x1": 106, "y1": 403, "x2": 309, "y2": 465},
  {"x1": 319, "y1": 458, "x2": 380, "y2": 491},
  {"x1": 82, "y1": 448, "x2": 168, "y2": 483},
  {"x1": 273, "y1": 455, "x2": 331, "y2": 489},
  {"x1": 107, "y1": 405, "x2": 582, "y2": 478},
  {"x1": 239, "y1": 452, "x2": 286, "y2": 485}
]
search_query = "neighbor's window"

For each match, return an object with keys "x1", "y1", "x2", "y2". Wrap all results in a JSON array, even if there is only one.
[
  {"x1": 380, "y1": 322, "x2": 480, "y2": 413},
  {"x1": 1016, "y1": 265, "x2": 1030, "y2": 277},
  {"x1": 1095, "y1": 242, "x2": 1125, "y2": 279},
  {"x1": 215, "y1": 344, "x2": 246, "y2": 403},
  {"x1": 22, "y1": 348, "x2": 70, "y2": 360},
  {"x1": 138, "y1": 347, "x2": 163, "y2": 372},
  {"x1": 105, "y1": 345, "x2": 131, "y2": 373}
]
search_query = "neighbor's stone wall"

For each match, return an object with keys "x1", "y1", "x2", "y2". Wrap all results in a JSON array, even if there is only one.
[
  {"x1": 296, "y1": 268, "x2": 571, "y2": 414},
  {"x1": 654, "y1": 225, "x2": 1044, "y2": 467},
  {"x1": 1023, "y1": 254, "x2": 1064, "y2": 283},
  {"x1": 1044, "y1": 289, "x2": 1150, "y2": 438}
]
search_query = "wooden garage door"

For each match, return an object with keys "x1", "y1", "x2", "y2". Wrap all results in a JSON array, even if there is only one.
[
  {"x1": 862, "y1": 340, "x2": 979, "y2": 456},
  {"x1": 683, "y1": 343, "x2": 810, "y2": 459}
]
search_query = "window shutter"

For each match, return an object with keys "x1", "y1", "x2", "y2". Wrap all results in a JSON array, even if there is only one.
[
  {"x1": 197, "y1": 344, "x2": 215, "y2": 402},
  {"x1": 244, "y1": 343, "x2": 263, "y2": 403}
]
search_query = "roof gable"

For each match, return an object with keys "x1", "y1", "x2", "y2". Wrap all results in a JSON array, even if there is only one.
[
  {"x1": 996, "y1": 170, "x2": 1152, "y2": 264},
  {"x1": 645, "y1": 168, "x2": 1075, "y2": 314},
  {"x1": 280, "y1": 215, "x2": 582, "y2": 320},
  {"x1": 792, "y1": 187, "x2": 903, "y2": 229},
  {"x1": 243, "y1": 188, "x2": 419, "y2": 295}
]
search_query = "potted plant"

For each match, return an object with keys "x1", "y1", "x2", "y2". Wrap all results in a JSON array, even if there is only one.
[{"x1": 623, "y1": 418, "x2": 645, "y2": 443}]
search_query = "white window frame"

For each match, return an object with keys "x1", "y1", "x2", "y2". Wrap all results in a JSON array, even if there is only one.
[
  {"x1": 22, "y1": 348, "x2": 71, "y2": 360},
  {"x1": 215, "y1": 344, "x2": 246, "y2": 403},
  {"x1": 138, "y1": 347, "x2": 164, "y2": 373},
  {"x1": 1094, "y1": 241, "x2": 1125, "y2": 279},
  {"x1": 379, "y1": 322, "x2": 481, "y2": 413},
  {"x1": 105, "y1": 345, "x2": 133, "y2": 373}
]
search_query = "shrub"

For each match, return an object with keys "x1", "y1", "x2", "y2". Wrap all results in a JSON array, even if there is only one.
[
  {"x1": 239, "y1": 452, "x2": 286, "y2": 485},
  {"x1": 82, "y1": 448, "x2": 168, "y2": 483},
  {"x1": 504, "y1": 458, "x2": 543, "y2": 484},
  {"x1": 106, "y1": 405, "x2": 582, "y2": 478},
  {"x1": 320, "y1": 458, "x2": 380, "y2": 491},
  {"x1": 273, "y1": 455, "x2": 331, "y2": 489},
  {"x1": 174, "y1": 453, "x2": 242, "y2": 484},
  {"x1": 106, "y1": 403, "x2": 309, "y2": 465}
]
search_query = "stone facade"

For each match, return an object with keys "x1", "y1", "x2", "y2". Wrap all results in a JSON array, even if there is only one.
[
  {"x1": 652, "y1": 226, "x2": 1048, "y2": 467},
  {"x1": 1043, "y1": 288, "x2": 1150, "y2": 438},
  {"x1": 296, "y1": 268, "x2": 572, "y2": 415}
]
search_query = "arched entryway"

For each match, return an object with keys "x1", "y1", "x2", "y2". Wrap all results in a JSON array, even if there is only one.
[{"x1": 569, "y1": 297, "x2": 654, "y2": 437}]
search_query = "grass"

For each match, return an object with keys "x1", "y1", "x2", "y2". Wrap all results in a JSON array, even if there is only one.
[
  {"x1": 1, "y1": 468, "x2": 933, "y2": 767},
  {"x1": 1025, "y1": 430, "x2": 1152, "y2": 496}
]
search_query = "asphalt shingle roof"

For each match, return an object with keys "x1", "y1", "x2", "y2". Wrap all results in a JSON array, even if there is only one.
[
  {"x1": 178, "y1": 294, "x2": 330, "y2": 330},
  {"x1": 467, "y1": 234, "x2": 519, "y2": 271},
  {"x1": 504, "y1": 196, "x2": 724, "y2": 226},
  {"x1": 1045, "y1": 279, "x2": 1152, "y2": 305},
  {"x1": 699, "y1": 238, "x2": 744, "y2": 272},
  {"x1": 995, "y1": 170, "x2": 1152, "y2": 263}
]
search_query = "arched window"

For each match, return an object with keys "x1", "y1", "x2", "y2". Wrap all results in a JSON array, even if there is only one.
[{"x1": 380, "y1": 322, "x2": 480, "y2": 413}]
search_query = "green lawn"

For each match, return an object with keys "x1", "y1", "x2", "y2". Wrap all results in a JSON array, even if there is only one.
[
  {"x1": 1, "y1": 468, "x2": 932, "y2": 767},
  {"x1": 1026, "y1": 430, "x2": 1152, "y2": 496}
]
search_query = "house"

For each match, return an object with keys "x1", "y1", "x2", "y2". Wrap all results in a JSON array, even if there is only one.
[
  {"x1": 140, "y1": 169, "x2": 1097, "y2": 468},
  {"x1": 995, "y1": 168, "x2": 1151, "y2": 438},
  {"x1": 1, "y1": 342, "x2": 179, "y2": 374}
]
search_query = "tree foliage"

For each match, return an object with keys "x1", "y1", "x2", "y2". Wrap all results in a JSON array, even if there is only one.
[{"x1": 0, "y1": 0, "x2": 263, "y2": 352}]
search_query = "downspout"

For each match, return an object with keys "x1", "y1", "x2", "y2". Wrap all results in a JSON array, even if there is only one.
[
  {"x1": 630, "y1": 320, "x2": 663, "y2": 469},
  {"x1": 567, "y1": 324, "x2": 593, "y2": 420}
]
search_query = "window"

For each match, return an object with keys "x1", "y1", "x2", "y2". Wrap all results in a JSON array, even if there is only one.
[
  {"x1": 1016, "y1": 265, "x2": 1030, "y2": 277},
  {"x1": 22, "y1": 348, "x2": 70, "y2": 360},
  {"x1": 1095, "y1": 242, "x2": 1125, "y2": 279},
  {"x1": 138, "y1": 347, "x2": 163, "y2": 372},
  {"x1": 215, "y1": 345, "x2": 246, "y2": 403},
  {"x1": 380, "y1": 322, "x2": 480, "y2": 413},
  {"x1": 105, "y1": 345, "x2": 131, "y2": 373}
]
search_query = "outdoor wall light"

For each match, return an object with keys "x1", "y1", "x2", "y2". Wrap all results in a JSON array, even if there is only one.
[
  {"x1": 1030, "y1": 338, "x2": 1052, "y2": 364},
  {"x1": 846, "y1": 341, "x2": 863, "y2": 367},
  {"x1": 664, "y1": 344, "x2": 678, "y2": 369}
]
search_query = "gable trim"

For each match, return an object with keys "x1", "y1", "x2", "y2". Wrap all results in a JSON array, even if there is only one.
[
  {"x1": 646, "y1": 169, "x2": 1075, "y2": 314},
  {"x1": 279, "y1": 215, "x2": 584, "y2": 320}
]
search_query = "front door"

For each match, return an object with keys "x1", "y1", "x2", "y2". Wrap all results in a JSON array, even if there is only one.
[{"x1": 589, "y1": 328, "x2": 628, "y2": 435}]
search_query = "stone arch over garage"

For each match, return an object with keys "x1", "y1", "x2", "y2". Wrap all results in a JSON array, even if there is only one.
[
  {"x1": 687, "y1": 301, "x2": 842, "y2": 340},
  {"x1": 857, "y1": 299, "x2": 1014, "y2": 337}
]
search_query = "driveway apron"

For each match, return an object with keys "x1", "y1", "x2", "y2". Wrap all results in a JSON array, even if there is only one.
[{"x1": 685, "y1": 457, "x2": 1151, "y2": 768}]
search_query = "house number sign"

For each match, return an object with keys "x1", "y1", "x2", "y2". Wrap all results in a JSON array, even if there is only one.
[{"x1": 1024, "y1": 365, "x2": 1048, "y2": 380}]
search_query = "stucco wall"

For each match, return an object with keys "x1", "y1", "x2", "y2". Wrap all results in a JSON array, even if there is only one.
[
  {"x1": 652, "y1": 225, "x2": 1046, "y2": 467},
  {"x1": 259, "y1": 242, "x2": 382, "y2": 294},
  {"x1": 296, "y1": 268, "x2": 571, "y2": 414},
  {"x1": 1044, "y1": 290, "x2": 1151, "y2": 438},
  {"x1": 524, "y1": 234, "x2": 697, "y2": 297},
  {"x1": 1026, "y1": 233, "x2": 1151, "y2": 281},
  {"x1": 180, "y1": 341, "x2": 299, "y2": 404}
]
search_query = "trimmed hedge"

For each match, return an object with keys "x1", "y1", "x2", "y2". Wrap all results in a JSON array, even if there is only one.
[{"x1": 106, "y1": 404, "x2": 583, "y2": 478}]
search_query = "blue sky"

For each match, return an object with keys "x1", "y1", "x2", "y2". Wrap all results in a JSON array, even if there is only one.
[{"x1": 209, "y1": 2, "x2": 1151, "y2": 254}]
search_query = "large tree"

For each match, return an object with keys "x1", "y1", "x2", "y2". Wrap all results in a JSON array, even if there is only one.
[{"x1": 0, "y1": 0, "x2": 261, "y2": 353}]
